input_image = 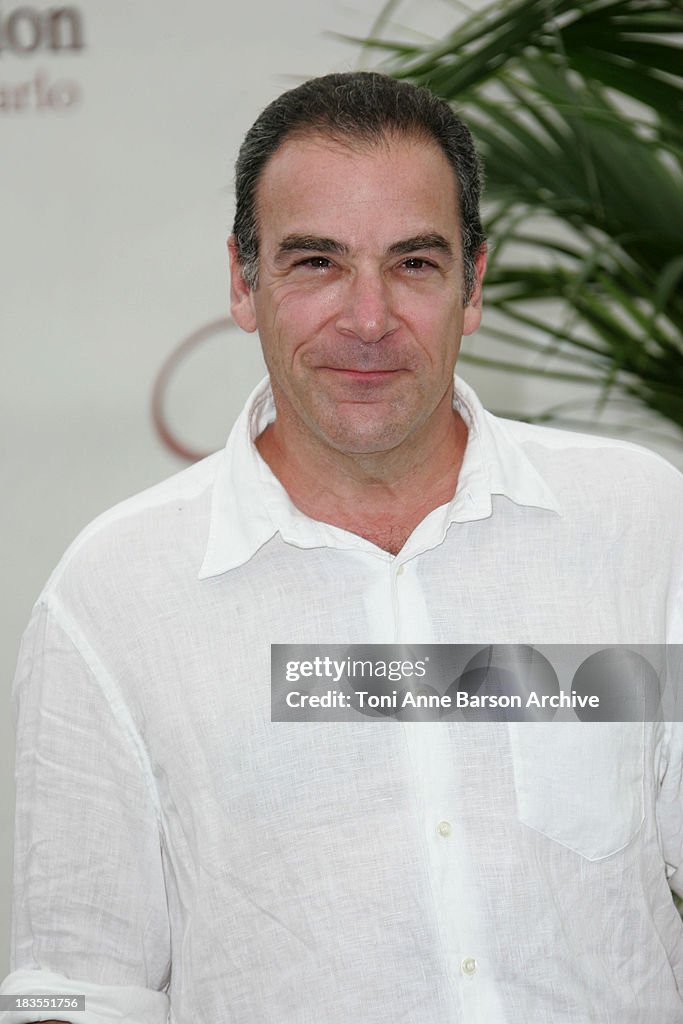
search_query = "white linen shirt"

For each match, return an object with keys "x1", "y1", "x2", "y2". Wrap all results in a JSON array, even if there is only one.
[{"x1": 3, "y1": 376, "x2": 683, "y2": 1024}]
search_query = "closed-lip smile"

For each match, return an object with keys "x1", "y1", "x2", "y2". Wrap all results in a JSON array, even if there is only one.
[{"x1": 322, "y1": 367, "x2": 403, "y2": 376}]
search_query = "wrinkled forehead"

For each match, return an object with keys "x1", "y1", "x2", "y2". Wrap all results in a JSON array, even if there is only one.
[{"x1": 253, "y1": 127, "x2": 462, "y2": 227}]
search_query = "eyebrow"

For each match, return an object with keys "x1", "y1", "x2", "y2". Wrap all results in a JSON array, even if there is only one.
[
  {"x1": 274, "y1": 232, "x2": 454, "y2": 264},
  {"x1": 387, "y1": 234, "x2": 454, "y2": 259},
  {"x1": 275, "y1": 235, "x2": 349, "y2": 263}
]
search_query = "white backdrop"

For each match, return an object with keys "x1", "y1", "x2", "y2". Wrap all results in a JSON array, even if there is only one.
[{"x1": 1, "y1": 0, "x2": 681, "y2": 981}]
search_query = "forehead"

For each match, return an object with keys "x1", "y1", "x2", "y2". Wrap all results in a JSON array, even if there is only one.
[{"x1": 254, "y1": 131, "x2": 461, "y2": 250}]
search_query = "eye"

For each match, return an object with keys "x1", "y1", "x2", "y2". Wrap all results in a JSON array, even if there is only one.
[
  {"x1": 400, "y1": 257, "x2": 435, "y2": 272},
  {"x1": 296, "y1": 256, "x2": 333, "y2": 270}
]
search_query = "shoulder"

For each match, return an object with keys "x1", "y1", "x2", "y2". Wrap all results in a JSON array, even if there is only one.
[
  {"x1": 501, "y1": 415, "x2": 679, "y2": 460},
  {"x1": 497, "y1": 415, "x2": 683, "y2": 502},
  {"x1": 42, "y1": 450, "x2": 223, "y2": 602}
]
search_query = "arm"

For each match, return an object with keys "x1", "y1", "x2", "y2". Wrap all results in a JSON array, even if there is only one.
[
  {"x1": 656, "y1": 655, "x2": 683, "y2": 898},
  {"x1": 0, "y1": 598, "x2": 170, "y2": 1024}
]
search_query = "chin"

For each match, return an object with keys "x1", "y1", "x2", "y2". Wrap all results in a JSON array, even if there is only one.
[
  {"x1": 322, "y1": 427, "x2": 409, "y2": 457},
  {"x1": 304, "y1": 402, "x2": 421, "y2": 457}
]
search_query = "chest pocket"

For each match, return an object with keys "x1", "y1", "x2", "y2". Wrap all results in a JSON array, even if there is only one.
[{"x1": 509, "y1": 722, "x2": 645, "y2": 861}]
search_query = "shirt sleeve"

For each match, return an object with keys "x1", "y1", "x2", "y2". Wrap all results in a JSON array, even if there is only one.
[
  {"x1": 657, "y1": 711, "x2": 683, "y2": 900},
  {"x1": 0, "y1": 597, "x2": 171, "y2": 1024}
]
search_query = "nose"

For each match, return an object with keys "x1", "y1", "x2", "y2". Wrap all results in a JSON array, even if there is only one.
[{"x1": 336, "y1": 268, "x2": 399, "y2": 344}]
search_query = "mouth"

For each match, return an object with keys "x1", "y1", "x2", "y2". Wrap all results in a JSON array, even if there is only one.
[{"x1": 321, "y1": 367, "x2": 404, "y2": 381}]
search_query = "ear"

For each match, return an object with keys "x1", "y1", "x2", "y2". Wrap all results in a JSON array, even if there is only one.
[
  {"x1": 462, "y1": 245, "x2": 487, "y2": 336},
  {"x1": 228, "y1": 236, "x2": 258, "y2": 333}
]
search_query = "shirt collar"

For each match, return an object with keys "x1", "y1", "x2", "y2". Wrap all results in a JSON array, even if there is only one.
[
  {"x1": 198, "y1": 375, "x2": 561, "y2": 579},
  {"x1": 451, "y1": 377, "x2": 561, "y2": 521}
]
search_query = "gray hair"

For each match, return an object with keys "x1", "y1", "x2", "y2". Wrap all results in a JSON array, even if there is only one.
[{"x1": 232, "y1": 71, "x2": 486, "y2": 302}]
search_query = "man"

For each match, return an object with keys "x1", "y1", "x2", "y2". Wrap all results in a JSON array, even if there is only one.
[{"x1": 2, "y1": 71, "x2": 683, "y2": 1023}]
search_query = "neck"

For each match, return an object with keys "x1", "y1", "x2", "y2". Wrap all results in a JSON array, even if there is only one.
[{"x1": 255, "y1": 411, "x2": 468, "y2": 555}]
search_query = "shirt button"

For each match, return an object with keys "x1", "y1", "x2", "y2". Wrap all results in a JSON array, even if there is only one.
[
  {"x1": 436, "y1": 820, "x2": 452, "y2": 838},
  {"x1": 461, "y1": 957, "x2": 477, "y2": 976},
  {"x1": 396, "y1": 564, "x2": 405, "y2": 576}
]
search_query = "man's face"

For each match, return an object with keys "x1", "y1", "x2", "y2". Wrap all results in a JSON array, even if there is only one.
[{"x1": 229, "y1": 132, "x2": 485, "y2": 461}]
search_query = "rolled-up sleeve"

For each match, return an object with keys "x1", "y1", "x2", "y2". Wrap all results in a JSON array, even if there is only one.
[{"x1": 0, "y1": 597, "x2": 171, "y2": 1024}]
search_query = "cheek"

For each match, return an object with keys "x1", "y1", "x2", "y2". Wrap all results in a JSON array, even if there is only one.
[
  {"x1": 400, "y1": 300, "x2": 462, "y2": 361},
  {"x1": 270, "y1": 283, "x2": 343, "y2": 335}
]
